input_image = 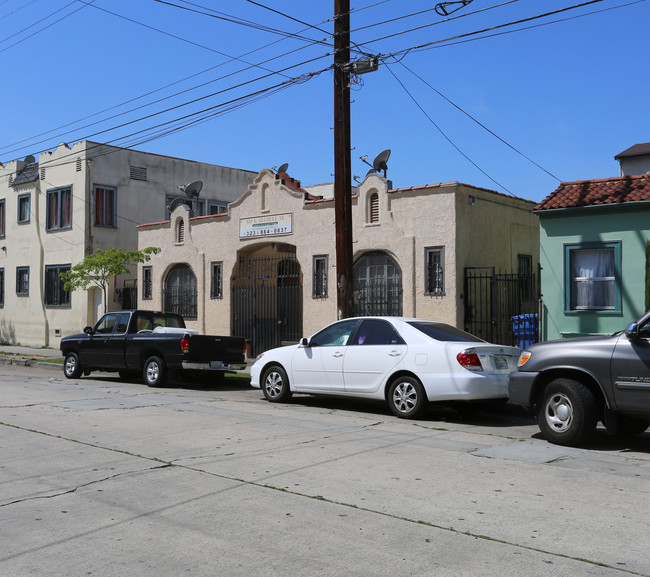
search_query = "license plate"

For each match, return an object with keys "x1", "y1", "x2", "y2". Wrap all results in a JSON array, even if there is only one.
[
  {"x1": 493, "y1": 356, "x2": 508, "y2": 370},
  {"x1": 210, "y1": 361, "x2": 225, "y2": 370}
]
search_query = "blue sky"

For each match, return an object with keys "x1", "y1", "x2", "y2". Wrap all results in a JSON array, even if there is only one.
[{"x1": 1, "y1": 0, "x2": 648, "y2": 203}]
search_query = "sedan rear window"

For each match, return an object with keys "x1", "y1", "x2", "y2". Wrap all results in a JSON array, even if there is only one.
[{"x1": 408, "y1": 321, "x2": 484, "y2": 342}]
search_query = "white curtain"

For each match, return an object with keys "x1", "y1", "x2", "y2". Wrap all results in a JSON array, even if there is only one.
[{"x1": 571, "y1": 248, "x2": 615, "y2": 309}]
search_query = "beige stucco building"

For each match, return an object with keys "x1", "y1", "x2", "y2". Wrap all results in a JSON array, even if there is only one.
[
  {"x1": 0, "y1": 141, "x2": 256, "y2": 347},
  {"x1": 138, "y1": 169, "x2": 540, "y2": 356}
]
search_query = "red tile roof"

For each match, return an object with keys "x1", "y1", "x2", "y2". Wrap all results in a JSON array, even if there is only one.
[{"x1": 535, "y1": 174, "x2": 650, "y2": 211}]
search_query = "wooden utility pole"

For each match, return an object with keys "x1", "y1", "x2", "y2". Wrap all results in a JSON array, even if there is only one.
[{"x1": 333, "y1": 0, "x2": 354, "y2": 319}]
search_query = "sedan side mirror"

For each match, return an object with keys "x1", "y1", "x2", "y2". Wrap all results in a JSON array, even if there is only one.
[
  {"x1": 625, "y1": 322, "x2": 639, "y2": 341},
  {"x1": 299, "y1": 337, "x2": 310, "y2": 347}
]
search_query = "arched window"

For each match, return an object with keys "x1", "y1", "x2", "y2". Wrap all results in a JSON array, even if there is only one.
[
  {"x1": 164, "y1": 264, "x2": 197, "y2": 319},
  {"x1": 368, "y1": 192, "x2": 379, "y2": 224},
  {"x1": 354, "y1": 251, "x2": 402, "y2": 316}
]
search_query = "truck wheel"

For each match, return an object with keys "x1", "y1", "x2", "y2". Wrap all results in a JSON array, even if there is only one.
[
  {"x1": 261, "y1": 365, "x2": 292, "y2": 402},
  {"x1": 143, "y1": 356, "x2": 167, "y2": 387},
  {"x1": 63, "y1": 352, "x2": 83, "y2": 379},
  {"x1": 538, "y1": 378, "x2": 597, "y2": 446}
]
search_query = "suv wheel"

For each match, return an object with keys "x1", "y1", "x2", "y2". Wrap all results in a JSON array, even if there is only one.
[{"x1": 538, "y1": 378, "x2": 597, "y2": 446}]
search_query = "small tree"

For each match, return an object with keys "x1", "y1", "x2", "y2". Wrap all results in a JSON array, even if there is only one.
[{"x1": 61, "y1": 247, "x2": 161, "y2": 313}]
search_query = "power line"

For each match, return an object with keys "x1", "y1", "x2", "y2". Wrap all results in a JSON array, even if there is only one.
[
  {"x1": 398, "y1": 61, "x2": 561, "y2": 182},
  {"x1": 384, "y1": 63, "x2": 512, "y2": 194}
]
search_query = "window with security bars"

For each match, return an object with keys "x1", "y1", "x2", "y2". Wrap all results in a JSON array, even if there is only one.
[
  {"x1": 0, "y1": 268, "x2": 4, "y2": 306},
  {"x1": 142, "y1": 266, "x2": 152, "y2": 300},
  {"x1": 0, "y1": 199, "x2": 5, "y2": 237},
  {"x1": 425, "y1": 247, "x2": 444, "y2": 295},
  {"x1": 312, "y1": 255, "x2": 328, "y2": 298},
  {"x1": 16, "y1": 267, "x2": 29, "y2": 295},
  {"x1": 210, "y1": 261, "x2": 223, "y2": 299},
  {"x1": 44, "y1": 264, "x2": 71, "y2": 307}
]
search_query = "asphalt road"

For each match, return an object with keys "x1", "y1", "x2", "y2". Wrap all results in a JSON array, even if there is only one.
[{"x1": 2, "y1": 362, "x2": 650, "y2": 577}]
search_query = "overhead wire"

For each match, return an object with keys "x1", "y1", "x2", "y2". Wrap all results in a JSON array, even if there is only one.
[
  {"x1": 397, "y1": 61, "x2": 562, "y2": 182},
  {"x1": 383, "y1": 63, "x2": 512, "y2": 194},
  {"x1": 0, "y1": 2, "x2": 336, "y2": 160},
  {"x1": 0, "y1": 0, "x2": 97, "y2": 54}
]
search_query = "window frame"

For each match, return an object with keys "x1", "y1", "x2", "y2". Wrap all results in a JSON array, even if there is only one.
[
  {"x1": 17, "y1": 193, "x2": 31, "y2": 224},
  {"x1": 210, "y1": 261, "x2": 223, "y2": 299},
  {"x1": 94, "y1": 185, "x2": 117, "y2": 227},
  {"x1": 16, "y1": 266, "x2": 29, "y2": 296},
  {"x1": 424, "y1": 246, "x2": 445, "y2": 296},
  {"x1": 564, "y1": 241, "x2": 621, "y2": 314},
  {"x1": 44, "y1": 264, "x2": 71, "y2": 307},
  {"x1": 142, "y1": 266, "x2": 153, "y2": 300},
  {"x1": 208, "y1": 200, "x2": 227, "y2": 215},
  {"x1": 312, "y1": 255, "x2": 328, "y2": 298},
  {"x1": 46, "y1": 187, "x2": 72, "y2": 231}
]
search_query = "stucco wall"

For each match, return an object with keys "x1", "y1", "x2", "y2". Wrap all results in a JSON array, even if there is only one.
[
  {"x1": 539, "y1": 204, "x2": 650, "y2": 340},
  {"x1": 138, "y1": 170, "x2": 539, "y2": 342},
  {"x1": 0, "y1": 141, "x2": 256, "y2": 347}
]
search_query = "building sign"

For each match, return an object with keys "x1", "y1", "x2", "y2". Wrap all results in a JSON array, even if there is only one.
[{"x1": 239, "y1": 213, "x2": 292, "y2": 238}]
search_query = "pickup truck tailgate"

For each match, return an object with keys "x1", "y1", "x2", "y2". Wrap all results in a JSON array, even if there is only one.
[{"x1": 185, "y1": 335, "x2": 245, "y2": 364}]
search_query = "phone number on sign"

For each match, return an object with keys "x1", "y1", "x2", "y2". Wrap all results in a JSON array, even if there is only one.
[{"x1": 243, "y1": 226, "x2": 290, "y2": 237}]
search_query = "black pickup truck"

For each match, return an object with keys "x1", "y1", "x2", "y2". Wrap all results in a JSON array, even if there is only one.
[{"x1": 60, "y1": 310, "x2": 246, "y2": 387}]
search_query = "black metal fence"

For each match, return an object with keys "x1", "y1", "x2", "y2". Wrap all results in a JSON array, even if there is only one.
[
  {"x1": 232, "y1": 254, "x2": 303, "y2": 357},
  {"x1": 464, "y1": 267, "x2": 538, "y2": 347}
]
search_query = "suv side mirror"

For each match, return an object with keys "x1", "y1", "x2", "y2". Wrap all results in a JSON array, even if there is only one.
[{"x1": 625, "y1": 322, "x2": 639, "y2": 341}]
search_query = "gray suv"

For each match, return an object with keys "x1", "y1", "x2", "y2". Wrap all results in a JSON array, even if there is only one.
[{"x1": 508, "y1": 312, "x2": 650, "y2": 446}]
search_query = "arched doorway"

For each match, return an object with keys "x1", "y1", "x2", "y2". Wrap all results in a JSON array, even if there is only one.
[
  {"x1": 354, "y1": 251, "x2": 403, "y2": 316},
  {"x1": 164, "y1": 264, "x2": 197, "y2": 320},
  {"x1": 231, "y1": 244, "x2": 303, "y2": 356}
]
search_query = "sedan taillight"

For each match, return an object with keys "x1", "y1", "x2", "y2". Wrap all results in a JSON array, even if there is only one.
[
  {"x1": 180, "y1": 336, "x2": 190, "y2": 353},
  {"x1": 457, "y1": 348, "x2": 483, "y2": 371}
]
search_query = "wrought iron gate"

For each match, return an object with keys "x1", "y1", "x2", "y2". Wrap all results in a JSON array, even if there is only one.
[
  {"x1": 464, "y1": 267, "x2": 538, "y2": 346},
  {"x1": 232, "y1": 253, "x2": 303, "y2": 357}
]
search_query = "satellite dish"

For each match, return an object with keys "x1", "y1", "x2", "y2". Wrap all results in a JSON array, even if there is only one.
[
  {"x1": 277, "y1": 163, "x2": 289, "y2": 173},
  {"x1": 372, "y1": 149, "x2": 391, "y2": 174},
  {"x1": 178, "y1": 180, "x2": 203, "y2": 197},
  {"x1": 167, "y1": 197, "x2": 188, "y2": 214},
  {"x1": 24, "y1": 155, "x2": 35, "y2": 164}
]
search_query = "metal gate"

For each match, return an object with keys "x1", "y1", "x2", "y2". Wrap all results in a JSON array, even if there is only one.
[
  {"x1": 232, "y1": 253, "x2": 303, "y2": 357},
  {"x1": 353, "y1": 278, "x2": 403, "y2": 316},
  {"x1": 464, "y1": 267, "x2": 538, "y2": 346}
]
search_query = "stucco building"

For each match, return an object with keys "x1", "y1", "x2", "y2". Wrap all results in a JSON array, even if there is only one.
[
  {"x1": 0, "y1": 141, "x2": 256, "y2": 347},
  {"x1": 138, "y1": 169, "x2": 540, "y2": 356}
]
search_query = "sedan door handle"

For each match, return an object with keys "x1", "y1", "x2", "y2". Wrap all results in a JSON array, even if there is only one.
[
  {"x1": 388, "y1": 350, "x2": 401, "y2": 357},
  {"x1": 332, "y1": 351, "x2": 344, "y2": 358}
]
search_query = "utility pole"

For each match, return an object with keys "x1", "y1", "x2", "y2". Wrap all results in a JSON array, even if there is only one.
[{"x1": 333, "y1": 0, "x2": 354, "y2": 319}]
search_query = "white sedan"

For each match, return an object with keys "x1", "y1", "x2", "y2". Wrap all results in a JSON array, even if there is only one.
[{"x1": 250, "y1": 317, "x2": 521, "y2": 418}]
